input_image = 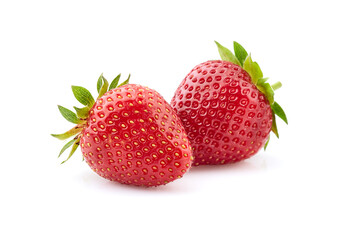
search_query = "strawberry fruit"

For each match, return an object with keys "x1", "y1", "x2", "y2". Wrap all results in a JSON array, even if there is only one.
[
  {"x1": 171, "y1": 41, "x2": 287, "y2": 166},
  {"x1": 52, "y1": 74, "x2": 193, "y2": 186}
]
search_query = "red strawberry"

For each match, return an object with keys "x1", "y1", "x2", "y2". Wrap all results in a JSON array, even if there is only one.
[
  {"x1": 171, "y1": 41, "x2": 287, "y2": 166},
  {"x1": 52, "y1": 74, "x2": 193, "y2": 187}
]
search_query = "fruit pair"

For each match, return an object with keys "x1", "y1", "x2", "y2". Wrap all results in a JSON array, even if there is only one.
[{"x1": 52, "y1": 41, "x2": 287, "y2": 187}]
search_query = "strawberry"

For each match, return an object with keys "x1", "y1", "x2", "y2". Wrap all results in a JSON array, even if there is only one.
[
  {"x1": 52, "y1": 74, "x2": 193, "y2": 187},
  {"x1": 171, "y1": 41, "x2": 287, "y2": 166}
]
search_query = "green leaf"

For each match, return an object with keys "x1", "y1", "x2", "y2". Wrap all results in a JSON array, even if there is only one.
[
  {"x1": 272, "y1": 102, "x2": 288, "y2": 124},
  {"x1": 58, "y1": 139, "x2": 76, "y2": 157},
  {"x1": 264, "y1": 135, "x2": 270, "y2": 150},
  {"x1": 73, "y1": 106, "x2": 90, "y2": 119},
  {"x1": 257, "y1": 77, "x2": 269, "y2": 85},
  {"x1": 233, "y1": 41, "x2": 248, "y2": 66},
  {"x1": 51, "y1": 126, "x2": 83, "y2": 140},
  {"x1": 108, "y1": 74, "x2": 121, "y2": 90},
  {"x1": 117, "y1": 74, "x2": 131, "y2": 87},
  {"x1": 259, "y1": 82, "x2": 274, "y2": 104},
  {"x1": 97, "y1": 73, "x2": 104, "y2": 93},
  {"x1": 61, "y1": 138, "x2": 80, "y2": 164},
  {"x1": 243, "y1": 54, "x2": 263, "y2": 85},
  {"x1": 58, "y1": 105, "x2": 81, "y2": 124},
  {"x1": 253, "y1": 61, "x2": 263, "y2": 79},
  {"x1": 215, "y1": 41, "x2": 241, "y2": 66},
  {"x1": 271, "y1": 113, "x2": 279, "y2": 138},
  {"x1": 98, "y1": 74, "x2": 109, "y2": 99},
  {"x1": 71, "y1": 86, "x2": 95, "y2": 107}
]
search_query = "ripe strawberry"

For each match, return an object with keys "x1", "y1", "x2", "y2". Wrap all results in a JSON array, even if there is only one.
[
  {"x1": 171, "y1": 41, "x2": 287, "y2": 166},
  {"x1": 52, "y1": 74, "x2": 193, "y2": 187}
]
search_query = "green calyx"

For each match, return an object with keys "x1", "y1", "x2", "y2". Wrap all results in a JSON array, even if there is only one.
[
  {"x1": 51, "y1": 73, "x2": 131, "y2": 163},
  {"x1": 215, "y1": 41, "x2": 288, "y2": 149}
]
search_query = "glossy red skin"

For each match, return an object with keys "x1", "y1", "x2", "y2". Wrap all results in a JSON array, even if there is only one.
[
  {"x1": 171, "y1": 60, "x2": 272, "y2": 166},
  {"x1": 80, "y1": 84, "x2": 193, "y2": 186}
]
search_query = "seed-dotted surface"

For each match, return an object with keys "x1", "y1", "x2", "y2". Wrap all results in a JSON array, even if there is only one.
[
  {"x1": 80, "y1": 84, "x2": 193, "y2": 186},
  {"x1": 171, "y1": 60, "x2": 272, "y2": 165}
]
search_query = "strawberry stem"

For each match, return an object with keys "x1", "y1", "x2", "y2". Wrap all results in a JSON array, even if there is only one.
[{"x1": 271, "y1": 82, "x2": 282, "y2": 90}]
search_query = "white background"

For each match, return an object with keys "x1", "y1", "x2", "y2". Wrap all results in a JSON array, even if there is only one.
[{"x1": 1, "y1": 0, "x2": 341, "y2": 239}]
